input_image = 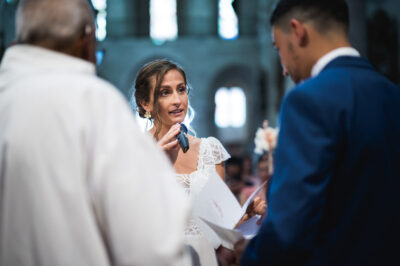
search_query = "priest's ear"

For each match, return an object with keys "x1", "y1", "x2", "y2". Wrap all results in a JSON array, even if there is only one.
[{"x1": 81, "y1": 24, "x2": 97, "y2": 64}]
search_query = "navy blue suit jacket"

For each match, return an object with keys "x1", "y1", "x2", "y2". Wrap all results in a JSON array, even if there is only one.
[{"x1": 242, "y1": 56, "x2": 400, "y2": 266}]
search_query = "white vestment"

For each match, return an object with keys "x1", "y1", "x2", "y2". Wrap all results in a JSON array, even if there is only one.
[{"x1": 0, "y1": 45, "x2": 190, "y2": 266}]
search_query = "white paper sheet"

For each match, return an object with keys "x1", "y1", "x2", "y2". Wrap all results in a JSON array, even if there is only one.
[
  {"x1": 241, "y1": 180, "x2": 268, "y2": 213},
  {"x1": 192, "y1": 170, "x2": 243, "y2": 230},
  {"x1": 192, "y1": 170, "x2": 266, "y2": 248},
  {"x1": 199, "y1": 217, "x2": 243, "y2": 250},
  {"x1": 235, "y1": 215, "x2": 262, "y2": 239}
]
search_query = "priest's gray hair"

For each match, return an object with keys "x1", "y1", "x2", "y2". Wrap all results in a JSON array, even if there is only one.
[{"x1": 16, "y1": 0, "x2": 94, "y2": 50}]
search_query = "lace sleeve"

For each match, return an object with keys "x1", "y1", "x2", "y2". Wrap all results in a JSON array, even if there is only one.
[{"x1": 199, "y1": 137, "x2": 230, "y2": 168}]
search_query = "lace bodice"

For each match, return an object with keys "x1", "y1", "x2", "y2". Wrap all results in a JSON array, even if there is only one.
[{"x1": 176, "y1": 137, "x2": 230, "y2": 236}]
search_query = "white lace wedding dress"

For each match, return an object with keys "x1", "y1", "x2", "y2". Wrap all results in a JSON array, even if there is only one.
[{"x1": 176, "y1": 137, "x2": 230, "y2": 266}]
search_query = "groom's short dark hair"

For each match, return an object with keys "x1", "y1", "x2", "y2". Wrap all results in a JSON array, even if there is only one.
[{"x1": 270, "y1": 0, "x2": 349, "y2": 33}]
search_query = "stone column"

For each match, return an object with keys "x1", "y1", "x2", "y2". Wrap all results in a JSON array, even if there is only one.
[
  {"x1": 238, "y1": 0, "x2": 258, "y2": 37},
  {"x1": 257, "y1": 0, "x2": 280, "y2": 126},
  {"x1": 177, "y1": 0, "x2": 218, "y2": 37},
  {"x1": 107, "y1": 0, "x2": 149, "y2": 38},
  {"x1": 135, "y1": 0, "x2": 150, "y2": 37}
]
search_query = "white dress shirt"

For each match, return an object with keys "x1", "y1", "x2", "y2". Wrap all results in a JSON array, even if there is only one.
[
  {"x1": 0, "y1": 45, "x2": 190, "y2": 266},
  {"x1": 311, "y1": 47, "x2": 360, "y2": 77}
]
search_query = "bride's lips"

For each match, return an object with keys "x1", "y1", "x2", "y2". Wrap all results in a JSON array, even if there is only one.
[{"x1": 169, "y1": 109, "x2": 184, "y2": 116}]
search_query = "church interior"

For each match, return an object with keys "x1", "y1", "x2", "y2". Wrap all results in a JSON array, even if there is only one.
[{"x1": 1, "y1": 0, "x2": 399, "y2": 156}]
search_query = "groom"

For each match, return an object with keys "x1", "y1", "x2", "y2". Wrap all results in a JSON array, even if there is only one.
[{"x1": 241, "y1": 0, "x2": 400, "y2": 265}]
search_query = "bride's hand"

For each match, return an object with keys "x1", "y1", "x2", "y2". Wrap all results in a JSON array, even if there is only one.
[
  {"x1": 246, "y1": 196, "x2": 267, "y2": 225},
  {"x1": 235, "y1": 197, "x2": 267, "y2": 228},
  {"x1": 216, "y1": 245, "x2": 236, "y2": 266},
  {"x1": 247, "y1": 196, "x2": 267, "y2": 217},
  {"x1": 157, "y1": 123, "x2": 181, "y2": 157}
]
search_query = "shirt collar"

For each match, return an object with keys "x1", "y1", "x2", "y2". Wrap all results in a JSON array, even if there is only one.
[
  {"x1": 0, "y1": 44, "x2": 96, "y2": 75},
  {"x1": 311, "y1": 47, "x2": 360, "y2": 77}
]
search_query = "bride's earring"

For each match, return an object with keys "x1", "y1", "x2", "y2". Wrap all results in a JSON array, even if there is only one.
[{"x1": 144, "y1": 111, "x2": 152, "y2": 119}]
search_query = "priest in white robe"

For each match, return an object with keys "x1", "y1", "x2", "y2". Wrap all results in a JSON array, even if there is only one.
[{"x1": 0, "y1": 0, "x2": 190, "y2": 265}]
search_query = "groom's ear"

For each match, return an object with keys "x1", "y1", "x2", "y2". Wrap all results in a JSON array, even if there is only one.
[{"x1": 290, "y1": 19, "x2": 307, "y2": 47}]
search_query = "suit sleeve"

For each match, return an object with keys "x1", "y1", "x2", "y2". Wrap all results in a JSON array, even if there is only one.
[{"x1": 242, "y1": 87, "x2": 338, "y2": 265}]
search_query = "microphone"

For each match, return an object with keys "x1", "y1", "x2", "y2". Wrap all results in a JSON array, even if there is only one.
[{"x1": 176, "y1": 123, "x2": 189, "y2": 153}]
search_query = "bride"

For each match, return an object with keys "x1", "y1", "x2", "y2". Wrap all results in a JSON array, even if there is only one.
[{"x1": 133, "y1": 59, "x2": 265, "y2": 265}]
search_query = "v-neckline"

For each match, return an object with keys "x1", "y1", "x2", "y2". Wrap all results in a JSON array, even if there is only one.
[{"x1": 175, "y1": 138, "x2": 204, "y2": 176}]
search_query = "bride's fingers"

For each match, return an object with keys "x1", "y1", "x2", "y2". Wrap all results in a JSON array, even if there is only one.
[
  {"x1": 257, "y1": 212, "x2": 266, "y2": 225},
  {"x1": 234, "y1": 213, "x2": 248, "y2": 228},
  {"x1": 253, "y1": 197, "x2": 261, "y2": 205},
  {"x1": 246, "y1": 198, "x2": 266, "y2": 217},
  {"x1": 166, "y1": 124, "x2": 181, "y2": 138},
  {"x1": 158, "y1": 125, "x2": 180, "y2": 146},
  {"x1": 246, "y1": 197, "x2": 261, "y2": 214},
  {"x1": 254, "y1": 202, "x2": 267, "y2": 215},
  {"x1": 162, "y1": 139, "x2": 179, "y2": 151},
  {"x1": 255, "y1": 203, "x2": 266, "y2": 215},
  {"x1": 166, "y1": 124, "x2": 180, "y2": 136}
]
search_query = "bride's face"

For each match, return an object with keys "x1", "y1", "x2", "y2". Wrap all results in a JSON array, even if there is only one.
[{"x1": 155, "y1": 69, "x2": 188, "y2": 128}]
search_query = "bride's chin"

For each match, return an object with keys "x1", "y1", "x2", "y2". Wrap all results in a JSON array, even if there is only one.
[{"x1": 170, "y1": 116, "x2": 185, "y2": 124}]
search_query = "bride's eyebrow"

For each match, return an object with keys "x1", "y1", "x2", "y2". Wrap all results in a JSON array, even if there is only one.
[
  {"x1": 160, "y1": 83, "x2": 185, "y2": 89},
  {"x1": 160, "y1": 85, "x2": 172, "y2": 89}
]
